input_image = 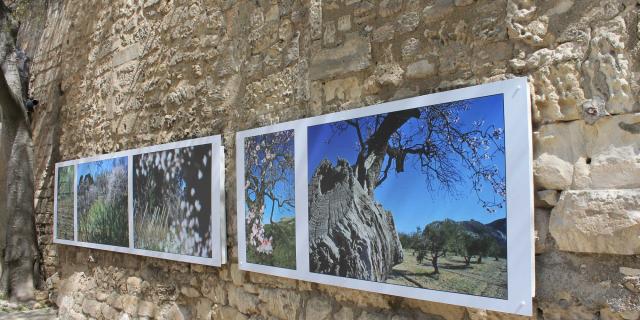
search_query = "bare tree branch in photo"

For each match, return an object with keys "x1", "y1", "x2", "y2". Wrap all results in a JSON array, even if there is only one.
[
  {"x1": 245, "y1": 130, "x2": 294, "y2": 258},
  {"x1": 329, "y1": 101, "x2": 506, "y2": 213}
]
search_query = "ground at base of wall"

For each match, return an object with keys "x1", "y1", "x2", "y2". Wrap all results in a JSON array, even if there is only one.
[
  {"x1": 0, "y1": 293, "x2": 55, "y2": 319},
  {"x1": 0, "y1": 308, "x2": 58, "y2": 320}
]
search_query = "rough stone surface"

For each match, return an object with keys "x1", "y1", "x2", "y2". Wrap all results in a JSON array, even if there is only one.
[
  {"x1": 550, "y1": 190, "x2": 640, "y2": 255},
  {"x1": 20, "y1": 0, "x2": 640, "y2": 319}
]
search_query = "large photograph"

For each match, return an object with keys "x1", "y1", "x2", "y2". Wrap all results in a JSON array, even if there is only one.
[
  {"x1": 133, "y1": 144, "x2": 213, "y2": 258},
  {"x1": 244, "y1": 130, "x2": 296, "y2": 269},
  {"x1": 77, "y1": 157, "x2": 129, "y2": 247},
  {"x1": 307, "y1": 94, "x2": 507, "y2": 299},
  {"x1": 56, "y1": 165, "x2": 75, "y2": 240}
]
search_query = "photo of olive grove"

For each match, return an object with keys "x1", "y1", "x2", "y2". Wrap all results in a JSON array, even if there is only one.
[
  {"x1": 307, "y1": 94, "x2": 507, "y2": 299},
  {"x1": 56, "y1": 165, "x2": 74, "y2": 240},
  {"x1": 133, "y1": 144, "x2": 213, "y2": 258},
  {"x1": 77, "y1": 157, "x2": 129, "y2": 247},
  {"x1": 244, "y1": 130, "x2": 295, "y2": 269}
]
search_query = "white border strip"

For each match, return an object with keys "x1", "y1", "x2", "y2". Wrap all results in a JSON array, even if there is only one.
[
  {"x1": 52, "y1": 135, "x2": 227, "y2": 267},
  {"x1": 235, "y1": 78, "x2": 533, "y2": 316}
]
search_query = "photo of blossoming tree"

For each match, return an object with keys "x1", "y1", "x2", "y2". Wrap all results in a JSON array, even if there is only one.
[
  {"x1": 308, "y1": 94, "x2": 507, "y2": 299},
  {"x1": 244, "y1": 130, "x2": 295, "y2": 269},
  {"x1": 77, "y1": 157, "x2": 129, "y2": 247},
  {"x1": 56, "y1": 165, "x2": 74, "y2": 240},
  {"x1": 133, "y1": 144, "x2": 213, "y2": 258}
]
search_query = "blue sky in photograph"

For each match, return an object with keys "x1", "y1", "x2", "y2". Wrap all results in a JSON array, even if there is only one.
[
  {"x1": 307, "y1": 94, "x2": 506, "y2": 234},
  {"x1": 261, "y1": 180, "x2": 294, "y2": 224},
  {"x1": 77, "y1": 156, "x2": 128, "y2": 183}
]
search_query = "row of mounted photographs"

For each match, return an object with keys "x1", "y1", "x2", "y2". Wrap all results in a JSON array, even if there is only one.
[{"x1": 53, "y1": 78, "x2": 534, "y2": 316}]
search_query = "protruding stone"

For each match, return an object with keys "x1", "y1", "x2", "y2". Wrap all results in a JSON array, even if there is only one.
[
  {"x1": 126, "y1": 277, "x2": 142, "y2": 295},
  {"x1": 310, "y1": 33, "x2": 370, "y2": 80},
  {"x1": 138, "y1": 300, "x2": 156, "y2": 317},
  {"x1": 334, "y1": 306, "x2": 355, "y2": 320},
  {"x1": 533, "y1": 154, "x2": 573, "y2": 190},
  {"x1": 550, "y1": 189, "x2": 640, "y2": 255},
  {"x1": 620, "y1": 267, "x2": 640, "y2": 277},
  {"x1": 81, "y1": 299, "x2": 102, "y2": 318},
  {"x1": 379, "y1": 0, "x2": 402, "y2": 17},
  {"x1": 422, "y1": 2, "x2": 454, "y2": 24},
  {"x1": 180, "y1": 286, "x2": 200, "y2": 298},
  {"x1": 373, "y1": 63, "x2": 404, "y2": 86},
  {"x1": 536, "y1": 190, "x2": 559, "y2": 208},
  {"x1": 258, "y1": 288, "x2": 301, "y2": 320},
  {"x1": 372, "y1": 24, "x2": 394, "y2": 43},
  {"x1": 401, "y1": 38, "x2": 420, "y2": 60},
  {"x1": 406, "y1": 59, "x2": 436, "y2": 79},
  {"x1": 228, "y1": 285, "x2": 259, "y2": 314},
  {"x1": 396, "y1": 12, "x2": 419, "y2": 33},
  {"x1": 305, "y1": 296, "x2": 332, "y2": 320},
  {"x1": 121, "y1": 295, "x2": 139, "y2": 315}
]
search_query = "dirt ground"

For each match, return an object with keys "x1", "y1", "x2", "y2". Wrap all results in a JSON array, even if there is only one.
[{"x1": 386, "y1": 249, "x2": 508, "y2": 299}]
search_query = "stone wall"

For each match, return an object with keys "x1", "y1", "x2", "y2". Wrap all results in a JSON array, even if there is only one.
[{"x1": 24, "y1": 0, "x2": 640, "y2": 319}]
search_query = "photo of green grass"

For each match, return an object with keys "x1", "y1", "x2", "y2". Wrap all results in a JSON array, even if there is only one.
[
  {"x1": 133, "y1": 145, "x2": 213, "y2": 258},
  {"x1": 77, "y1": 157, "x2": 129, "y2": 247},
  {"x1": 56, "y1": 165, "x2": 74, "y2": 240}
]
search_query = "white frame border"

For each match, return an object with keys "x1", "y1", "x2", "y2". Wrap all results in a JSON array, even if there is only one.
[
  {"x1": 235, "y1": 78, "x2": 533, "y2": 316},
  {"x1": 53, "y1": 135, "x2": 227, "y2": 267}
]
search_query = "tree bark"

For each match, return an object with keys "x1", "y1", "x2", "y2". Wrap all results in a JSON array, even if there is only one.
[
  {"x1": 431, "y1": 255, "x2": 439, "y2": 274},
  {"x1": 0, "y1": 2, "x2": 38, "y2": 302},
  {"x1": 354, "y1": 109, "x2": 419, "y2": 196}
]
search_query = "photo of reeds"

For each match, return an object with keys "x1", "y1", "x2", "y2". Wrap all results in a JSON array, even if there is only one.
[
  {"x1": 56, "y1": 165, "x2": 74, "y2": 240},
  {"x1": 133, "y1": 144, "x2": 213, "y2": 258},
  {"x1": 77, "y1": 157, "x2": 129, "y2": 247}
]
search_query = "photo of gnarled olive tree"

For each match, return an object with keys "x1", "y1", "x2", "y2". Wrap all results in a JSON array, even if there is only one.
[
  {"x1": 133, "y1": 145, "x2": 213, "y2": 258},
  {"x1": 244, "y1": 130, "x2": 295, "y2": 269},
  {"x1": 56, "y1": 165, "x2": 74, "y2": 240},
  {"x1": 308, "y1": 95, "x2": 507, "y2": 299},
  {"x1": 77, "y1": 157, "x2": 129, "y2": 247}
]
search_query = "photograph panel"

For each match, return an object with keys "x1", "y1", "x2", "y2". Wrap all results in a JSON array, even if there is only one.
[
  {"x1": 244, "y1": 130, "x2": 296, "y2": 269},
  {"x1": 56, "y1": 165, "x2": 75, "y2": 240},
  {"x1": 133, "y1": 144, "x2": 213, "y2": 258},
  {"x1": 77, "y1": 157, "x2": 129, "y2": 247},
  {"x1": 307, "y1": 95, "x2": 507, "y2": 299}
]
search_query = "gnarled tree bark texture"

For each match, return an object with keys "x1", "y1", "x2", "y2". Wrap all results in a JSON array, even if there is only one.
[{"x1": 0, "y1": 2, "x2": 39, "y2": 302}]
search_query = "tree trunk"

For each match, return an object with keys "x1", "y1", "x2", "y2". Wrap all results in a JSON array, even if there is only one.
[
  {"x1": 477, "y1": 256, "x2": 482, "y2": 264},
  {"x1": 431, "y1": 256, "x2": 439, "y2": 274},
  {"x1": 0, "y1": 3, "x2": 38, "y2": 302},
  {"x1": 354, "y1": 109, "x2": 420, "y2": 196}
]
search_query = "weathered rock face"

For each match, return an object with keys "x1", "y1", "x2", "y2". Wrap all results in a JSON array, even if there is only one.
[
  {"x1": 309, "y1": 159, "x2": 403, "y2": 282},
  {"x1": 549, "y1": 190, "x2": 640, "y2": 255}
]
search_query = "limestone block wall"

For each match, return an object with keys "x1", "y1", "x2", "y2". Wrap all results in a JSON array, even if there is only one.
[{"x1": 25, "y1": 0, "x2": 640, "y2": 319}]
